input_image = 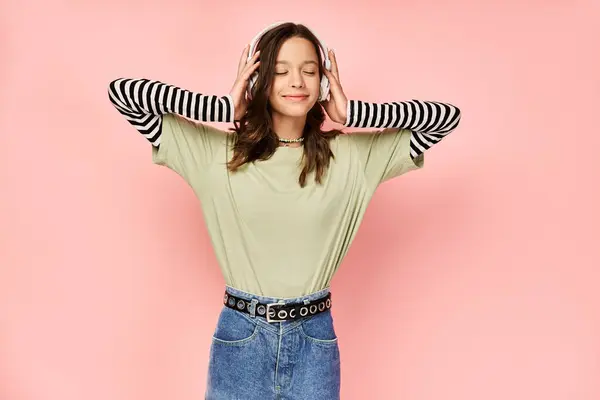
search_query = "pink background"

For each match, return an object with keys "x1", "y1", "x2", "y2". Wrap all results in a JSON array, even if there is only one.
[{"x1": 1, "y1": 0, "x2": 599, "y2": 399}]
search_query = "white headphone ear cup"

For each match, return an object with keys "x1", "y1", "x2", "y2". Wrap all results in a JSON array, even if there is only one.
[
  {"x1": 319, "y1": 49, "x2": 332, "y2": 101},
  {"x1": 319, "y1": 75, "x2": 330, "y2": 102}
]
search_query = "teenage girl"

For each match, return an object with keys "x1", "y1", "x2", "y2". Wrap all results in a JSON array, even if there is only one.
[{"x1": 108, "y1": 21, "x2": 460, "y2": 400}]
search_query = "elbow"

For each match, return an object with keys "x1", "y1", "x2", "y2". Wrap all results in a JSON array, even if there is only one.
[
  {"x1": 107, "y1": 78, "x2": 122, "y2": 96},
  {"x1": 454, "y1": 107, "x2": 462, "y2": 125},
  {"x1": 440, "y1": 105, "x2": 461, "y2": 134},
  {"x1": 107, "y1": 78, "x2": 130, "y2": 106},
  {"x1": 449, "y1": 105, "x2": 461, "y2": 129},
  {"x1": 107, "y1": 78, "x2": 118, "y2": 100}
]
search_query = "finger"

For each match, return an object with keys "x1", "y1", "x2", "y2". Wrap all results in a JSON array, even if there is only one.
[
  {"x1": 237, "y1": 44, "x2": 249, "y2": 77},
  {"x1": 323, "y1": 68, "x2": 339, "y2": 86},
  {"x1": 237, "y1": 61, "x2": 260, "y2": 96},
  {"x1": 329, "y1": 49, "x2": 340, "y2": 82},
  {"x1": 242, "y1": 60, "x2": 261, "y2": 81},
  {"x1": 242, "y1": 50, "x2": 261, "y2": 74},
  {"x1": 323, "y1": 69, "x2": 344, "y2": 101}
]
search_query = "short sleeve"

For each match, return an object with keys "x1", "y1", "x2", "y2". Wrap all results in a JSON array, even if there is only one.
[
  {"x1": 151, "y1": 113, "x2": 228, "y2": 180},
  {"x1": 346, "y1": 128, "x2": 424, "y2": 187}
]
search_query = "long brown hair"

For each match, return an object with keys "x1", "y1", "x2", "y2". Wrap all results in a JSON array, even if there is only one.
[{"x1": 226, "y1": 22, "x2": 342, "y2": 188}]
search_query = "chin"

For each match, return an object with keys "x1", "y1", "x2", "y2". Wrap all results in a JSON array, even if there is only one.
[{"x1": 280, "y1": 108, "x2": 311, "y2": 118}]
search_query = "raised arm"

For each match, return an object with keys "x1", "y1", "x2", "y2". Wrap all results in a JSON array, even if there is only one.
[
  {"x1": 107, "y1": 78, "x2": 234, "y2": 147},
  {"x1": 344, "y1": 99, "x2": 461, "y2": 159}
]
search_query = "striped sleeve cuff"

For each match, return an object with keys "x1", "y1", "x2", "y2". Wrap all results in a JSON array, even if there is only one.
[{"x1": 224, "y1": 94, "x2": 235, "y2": 123}]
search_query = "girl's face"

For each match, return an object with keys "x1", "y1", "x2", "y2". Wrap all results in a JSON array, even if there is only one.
[{"x1": 268, "y1": 37, "x2": 321, "y2": 119}]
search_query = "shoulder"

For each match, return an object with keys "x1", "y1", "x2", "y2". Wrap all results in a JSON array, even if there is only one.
[
  {"x1": 159, "y1": 114, "x2": 232, "y2": 164},
  {"x1": 163, "y1": 113, "x2": 231, "y2": 136}
]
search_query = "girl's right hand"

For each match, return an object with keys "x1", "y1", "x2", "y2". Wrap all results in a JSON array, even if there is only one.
[{"x1": 229, "y1": 45, "x2": 261, "y2": 121}]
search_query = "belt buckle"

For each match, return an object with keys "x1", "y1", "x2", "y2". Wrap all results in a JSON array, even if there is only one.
[{"x1": 266, "y1": 302, "x2": 286, "y2": 323}]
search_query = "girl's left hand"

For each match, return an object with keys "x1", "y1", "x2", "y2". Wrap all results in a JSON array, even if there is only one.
[{"x1": 320, "y1": 49, "x2": 348, "y2": 125}]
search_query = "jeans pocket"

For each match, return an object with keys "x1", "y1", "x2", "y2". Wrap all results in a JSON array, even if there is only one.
[
  {"x1": 299, "y1": 309, "x2": 338, "y2": 345},
  {"x1": 211, "y1": 306, "x2": 259, "y2": 346}
]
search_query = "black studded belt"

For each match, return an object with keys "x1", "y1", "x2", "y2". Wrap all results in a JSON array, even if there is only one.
[{"x1": 223, "y1": 290, "x2": 332, "y2": 323}]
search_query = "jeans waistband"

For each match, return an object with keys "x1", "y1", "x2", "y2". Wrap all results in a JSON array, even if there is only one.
[{"x1": 225, "y1": 285, "x2": 331, "y2": 305}]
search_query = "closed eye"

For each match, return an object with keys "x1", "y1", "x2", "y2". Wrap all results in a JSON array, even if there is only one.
[{"x1": 275, "y1": 72, "x2": 317, "y2": 76}]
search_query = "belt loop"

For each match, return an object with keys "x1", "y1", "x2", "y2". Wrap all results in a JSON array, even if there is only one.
[{"x1": 248, "y1": 298, "x2": 259, "y2": 318}]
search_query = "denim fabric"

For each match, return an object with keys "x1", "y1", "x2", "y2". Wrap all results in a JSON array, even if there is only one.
[{"x1": 205, "y1": 286, "x2": 341, "y2": 400}]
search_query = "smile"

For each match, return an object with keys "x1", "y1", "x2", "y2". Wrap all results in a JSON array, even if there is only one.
[{"x1": 283, "y1": 95, "x2": 309, "y2": 102}]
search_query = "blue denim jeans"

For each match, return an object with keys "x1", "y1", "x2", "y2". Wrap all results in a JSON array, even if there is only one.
[{"x1": 205, "y1": 285, "x2": 341, "y2": 400}]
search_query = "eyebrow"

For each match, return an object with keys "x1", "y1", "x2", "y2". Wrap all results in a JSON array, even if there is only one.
[{"x1": 275, "y1": 60, "x2": 319, "y2": 66}]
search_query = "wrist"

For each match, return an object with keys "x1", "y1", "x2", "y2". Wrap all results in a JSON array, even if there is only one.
[{"x1": 343, "y1": 99, "x2": 358, "y2": 127}]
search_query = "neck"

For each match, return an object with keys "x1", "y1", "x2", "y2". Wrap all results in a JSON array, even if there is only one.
[{"x1": 271, "y1": 112, "x2": 306, "y2": 141}]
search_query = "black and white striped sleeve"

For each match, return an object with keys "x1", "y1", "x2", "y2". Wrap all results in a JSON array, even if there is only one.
[
  {"x1": 107, "y1": 78, "x2": 234, "y2": 147},
  {"x1": 344, "y1": 99, "x2": 461, "y2": 159}
]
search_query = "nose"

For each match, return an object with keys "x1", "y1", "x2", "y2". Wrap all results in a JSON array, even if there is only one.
[{"x1": 289, "y1": 70, "x2": 305, "y2": 88}]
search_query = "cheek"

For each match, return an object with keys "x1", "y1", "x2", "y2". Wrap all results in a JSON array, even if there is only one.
[
  {"x1": 310, "y1": 76, "x2": 321, "y2": 94},
  {"x1": 267, "y1": 84, "x2": 279, "y2": 102},
  {"x1": 269, "y1": 80, "x2": 284, "y2": 97}
]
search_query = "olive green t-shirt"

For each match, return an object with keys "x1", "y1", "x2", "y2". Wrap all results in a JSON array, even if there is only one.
[{"x1": 152, "y1": 114, "x2": 424, "y2": 298}]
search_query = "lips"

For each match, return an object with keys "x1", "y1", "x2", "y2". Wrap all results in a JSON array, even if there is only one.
[{"x1": 283, "y1": 95, "x2": 309, "y2": 101}]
